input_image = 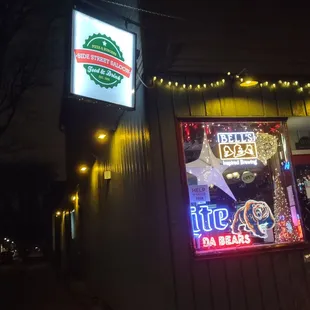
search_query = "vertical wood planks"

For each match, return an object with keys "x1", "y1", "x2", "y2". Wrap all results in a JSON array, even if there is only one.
[
  {"x1": 171, "y1": 77, "x2": 190, "y2": 117},
  {"x1": 256, "y1": 254, "x2": 279, "y2": 310},
  {"x1": 156, "y1": 85, "x2": 195, "y2": 310},
  {"x1": 209, "y1": 259, "x2": 230, "y2": 310},
  {"x1": 260, "y1": 86, "x2": 278, "y2": 116},
  {"x1": 291, "y1": 92, "x2": 307, "y2": 116},
  {"x1": 152, "y1": 82, "x2": 310, "y2": 310},
  {"x1": 204, "y1": 87, "x2": 222, "y2": 116},
  {"x1": 272, "y1": 252, "x2": 295, "y2": 310},
  {"x1": 218, "y1": 83, "x2": 237, "y2": 116},
  {"x1": 275, "y1": 88, "x2": 293, "y2": 116},
  {"x1": 187, "y1": 77, "x2": 206, "y2": 116},
  {"x1": 225, "y1": 258, "x2": 247, "y2": 310},
  {"x1": 288, "y1": 251, "x2": 310, "y2": 309},
  {"x1": 163, "y1": 80, "x2": 310, "y2": 117},
  {"x1": 232, "y1": 86, "x2": 250, "y2": 116},
  {"x1": 193, "y1": 260, "x2": 214, "y2": 310},
  {"x1": 304, "y1": 98, "x2": 310, "y2": 116},
  {"x1": 246, "y1": 86, "x2": 265, "y2": 116},
  {"x1": 241, "y1": 256, "x2": 264, "y2": 310}
]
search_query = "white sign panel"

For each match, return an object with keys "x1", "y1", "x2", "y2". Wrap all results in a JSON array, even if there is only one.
[
  {"x1": 286, "y1": 185, "x2": 296, "y2": 207},
  {"x1": 189, "y1": 185, "x2": 210, "y2": 203},
  {"x1": 70, "y1": 9, "x2": 136, "y2": 108},
  {"x1": 305, "y1": 180, "x2": 310, "y2": 199}
]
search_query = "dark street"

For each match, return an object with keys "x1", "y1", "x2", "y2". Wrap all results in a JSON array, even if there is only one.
[{"x1": 0, "y1": 262, "x2": 83, "y2": 310}]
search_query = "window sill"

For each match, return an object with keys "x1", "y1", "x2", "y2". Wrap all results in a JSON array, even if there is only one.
[{"x1": 193, "y1": 241, "x2": 310, "y2": 260}]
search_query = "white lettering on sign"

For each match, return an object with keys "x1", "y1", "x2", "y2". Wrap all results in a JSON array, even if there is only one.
[
  {"x1": 223, "y1": 159, "x2": 258, "y2": 166},
  {"x1": 189, "y1": 185, "x2": 210, "y2": 203},
  {"x1": 217, "y1": 132, "x2": 258, "y2": 164},
  {"x1": 217, "y1": 132, "x2": 256, "y2": 144}
]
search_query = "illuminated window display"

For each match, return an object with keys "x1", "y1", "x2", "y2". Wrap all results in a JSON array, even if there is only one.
[{"x1": 182, "y1": 121, "x2": 304, "y2": 255}]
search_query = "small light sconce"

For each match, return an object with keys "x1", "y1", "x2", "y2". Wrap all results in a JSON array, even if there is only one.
[
  {"x1": 104, "y1": 171, "x2": 111, "y2": 180},
  {"x1": 240, "y1": 79, "x2": 258, "y2": 87},
  {"x1": 94, "y1": 129, "x2": 108, "y2": 142},
  {"x1": 237, "y1": 68, "x2": 258, "y2": 88},
  {"x1": 78, "y1": 164, "x2": 89, "y2": 174}
]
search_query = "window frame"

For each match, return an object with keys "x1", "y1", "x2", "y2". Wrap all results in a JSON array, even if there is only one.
[{"x1": 176, "y1": 117, "x2": 308, "y2": 258}]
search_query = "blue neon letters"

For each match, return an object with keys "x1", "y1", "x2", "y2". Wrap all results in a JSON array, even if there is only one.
[
  {"x1": 190, "y1": 205, "x2": 229, "y2": 236},
  {"x1": 281, "y1": 161, "x2": 290, "y2": 170}
]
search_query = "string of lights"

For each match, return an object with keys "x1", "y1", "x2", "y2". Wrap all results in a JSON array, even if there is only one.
[
  {"x1": 273, "y1": 169, "x2": 301, "y2": 242},
  {"x1": 152, "y1": 72, "x2": 310, "y2": 94}
]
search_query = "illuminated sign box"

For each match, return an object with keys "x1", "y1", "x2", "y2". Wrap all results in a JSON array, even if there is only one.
[
  {"x1": 70, "y1": 9, "x2": 136, "y2": 109},
  {"x1": 217, "y1": 132, "x2": 258, "y2": 165}
]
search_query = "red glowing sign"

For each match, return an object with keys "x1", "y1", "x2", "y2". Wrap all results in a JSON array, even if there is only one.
[{"x1": 197, "y1": 233, "x2": 252, "y2": 250}]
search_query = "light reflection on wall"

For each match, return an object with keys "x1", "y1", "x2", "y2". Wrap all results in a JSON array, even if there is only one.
[
  {"x1": 90, "y1": 161, "x2": 100, "y2": 213},
  {"x1": 88, "y1": 115, "x2": 150, "y2": 211}
]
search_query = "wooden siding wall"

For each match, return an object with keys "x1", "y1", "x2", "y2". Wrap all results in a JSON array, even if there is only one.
[
  {"x1": 148, "y1": 84, "x2": 310, "y2": 310},
  {"x1": 75, "y1": 1, "x2": 178, "y2": 307},
  {"x1": 80, "y1": 82, "x2": 177, "y2": 310},
  {"x1": 66, "y1": 1, "x2": 176, "y2": 309},
  {"x1": 153, "y1": 80, "x2": 310, "y2": 118}
]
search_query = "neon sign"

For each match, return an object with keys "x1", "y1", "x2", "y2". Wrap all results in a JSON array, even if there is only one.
[
  {"x1": 198, "y1": 233, "x2": 252, "y2": 249},
  {"x1": 217, "y1": 132, "x2": 258, "y2": 166},
  {"x1": 281, "y1": 161, "x2": 290, "y2": 170},
  {"x1": 190, "y1": 204, "x2": 252, "y2": 251},
  {"x1": 190, "y1": 205, "x2": 229, "y2": 236},
  {"x1": 231, "y1": 200, "x2": 275, "y2": 238}
]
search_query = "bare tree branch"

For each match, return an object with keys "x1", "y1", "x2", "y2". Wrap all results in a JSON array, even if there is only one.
[{"x1": 0, "y1": 0, "x2": 65, "y2": 137}]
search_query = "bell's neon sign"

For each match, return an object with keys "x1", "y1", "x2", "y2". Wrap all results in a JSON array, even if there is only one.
[{"x1": 217, "y1": 132, "x2": 258, "y2": 166}]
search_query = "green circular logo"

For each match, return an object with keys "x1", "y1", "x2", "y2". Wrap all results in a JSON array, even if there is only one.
[{"x1": 74, "y1": 33, "x2": 132, "y2": 89}]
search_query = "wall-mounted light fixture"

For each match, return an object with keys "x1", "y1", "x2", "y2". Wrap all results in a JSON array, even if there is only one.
[
  {"x1": 78, "y1": 164, "x2": 89, "y2": 174},
  {"x1": 94, "y1": 129, "x2": 108, "y2": 143},
  {"x1": 238, "y1": 69, "x2": 258, "y2": 88},
  {"x1": 240, "y1": 79, "x2": 258, "y2": 87},
  {"x1": 104, "y1": 170, "x2": 112, "y2": 180}
]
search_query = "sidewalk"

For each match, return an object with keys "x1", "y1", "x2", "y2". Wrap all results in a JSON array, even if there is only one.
[{"x1": 0, "y1": 262, "x2": 87, "y2": 310}]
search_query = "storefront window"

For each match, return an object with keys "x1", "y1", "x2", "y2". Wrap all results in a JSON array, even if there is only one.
[{"x1": 181, "y1": 120, "x2": 304, "y2": 255}]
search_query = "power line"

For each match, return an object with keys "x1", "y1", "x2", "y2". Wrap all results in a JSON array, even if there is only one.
[
  {"x1": 98, "y1": 0, "x2": 186, "y2": 20},
  {"x1": 81, "y1": 0, "x2": 142, "y2": 27}
]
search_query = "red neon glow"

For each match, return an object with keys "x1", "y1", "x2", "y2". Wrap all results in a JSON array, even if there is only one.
[
  {"x1": 297, "y1": 219, "x2": 303, "y2": 240},
  {"x1": 198, "y1": 233, "x2": 252, "y2": 250}
]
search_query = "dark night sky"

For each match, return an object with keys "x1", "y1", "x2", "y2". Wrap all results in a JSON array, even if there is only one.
[
  {"x1": 141, "y1": 0, "x2": 310, "y2": 75},
  {"x1": 0, "y1": 1, "x2": 66, "y2": 243},
  {"x1": 0, "y1": 1, "x2": 66, "y2": 181}
]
